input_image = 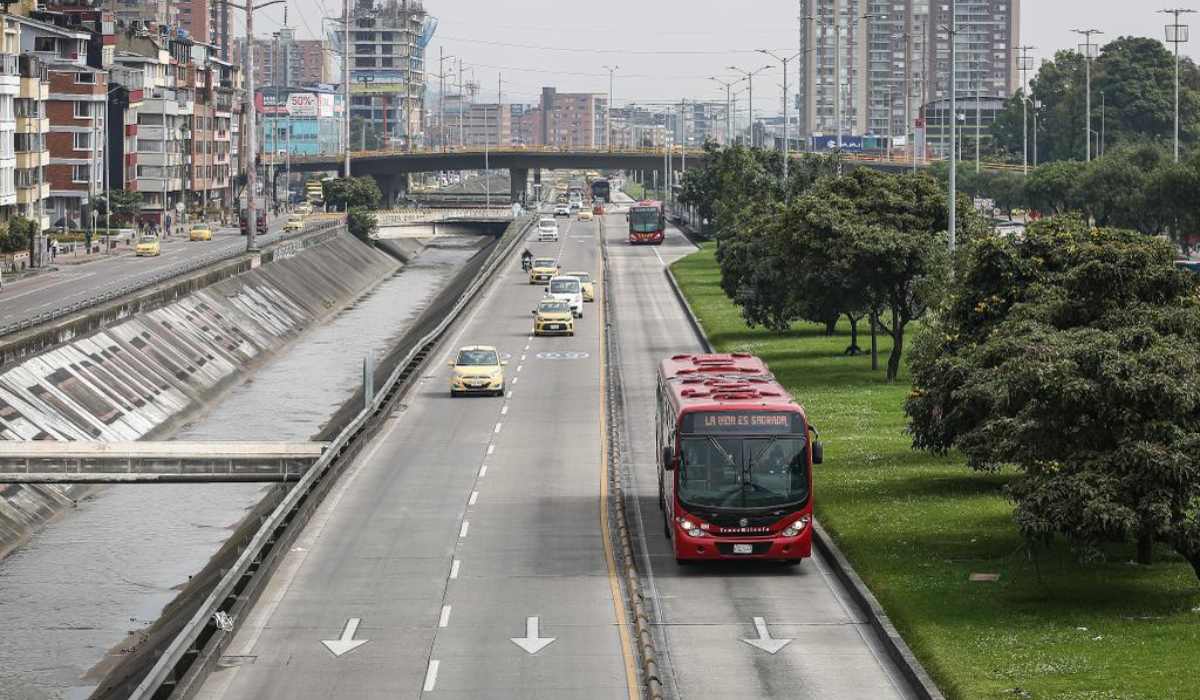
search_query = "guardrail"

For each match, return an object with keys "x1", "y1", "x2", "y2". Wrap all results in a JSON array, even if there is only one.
[
  {"x1": 375, "y1": 208, "x2": 515, "y2": 226},
  {"x1": 0, "y1": 218, "x2": 344, "y2": 339},
  {"x1": 129, "y1": 212, "x2": 535, "y2": 699}
]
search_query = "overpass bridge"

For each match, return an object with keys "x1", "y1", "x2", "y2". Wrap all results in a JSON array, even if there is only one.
[{"x1": 287, "y1": 145, "x2": 1021, "y2": 205}]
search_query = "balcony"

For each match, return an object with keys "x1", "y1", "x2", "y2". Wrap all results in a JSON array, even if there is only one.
[
  {"x1": 19, "y1": 78, "x2": 47, "y2": 101},
  {"x1": 15, "y1": 116, "x2": 49, "y2": 134},
  {"x1": 15, "y1": 151, "x2": 49, "y2": 169},
  {"x1": 16, "y1": 182, "x2": 49, "y2": 204}
]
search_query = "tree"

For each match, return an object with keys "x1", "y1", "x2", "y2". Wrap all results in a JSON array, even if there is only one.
[
  {"x1": 1147, "y1": 154, "x2": 1200, "y2": 251},
  {"x1": 323, "y1": 176, "x2": 382, "y2": 211},
  {"x1": 346, "y1": 206, "x2": 377, "y2": 241},
  {"x1": 1024, "y1": 160, "x2": 1087, "y2": 215},
  {"x1": 97, "y1": 190, "x2": 143, "y2": 225},
  {"x1": 771, "y1": 169, "x2": 957, "y2": 380},
  {"x1": 984, "y1": 171, "x2": 1028, "y2": 218},
  {"x1": 907, "y1": 216, "x2": 1200, "y2": 579},
  {"x1": 1078, "y1": 144, "x2": 1166, "y2": 233},
  {"x1": 0, "y1": 216, "x2": 37, "y2": 255}
]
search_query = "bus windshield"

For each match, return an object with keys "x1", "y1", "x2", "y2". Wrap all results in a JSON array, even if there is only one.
[
  {"x1": 678, "y1": 436, "x2": 808, "y2": 510},
  {"x1": 630, "y1": 207, "x2": 661, "y2": 233}
]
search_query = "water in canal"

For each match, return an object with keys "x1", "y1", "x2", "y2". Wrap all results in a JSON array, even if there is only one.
[{"x1": 0, "y1": 236, "x2": 486, "y2": 699}]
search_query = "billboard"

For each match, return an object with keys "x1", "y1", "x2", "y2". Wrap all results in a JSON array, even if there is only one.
[
  {"x1": 810, "y1": 135, "x2": 864, "y2": 152},
  {"x1": 287, "y1": 92, "x2": 318, "y2": 117}
]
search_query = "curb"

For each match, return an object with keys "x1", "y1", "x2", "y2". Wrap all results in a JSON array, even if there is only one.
[
  {"x1": 662, "y1": 262, "x2": 945, "y2": 700},
  {"x1": 600, "y1": 218, "x2": 665, "y2": 700}
]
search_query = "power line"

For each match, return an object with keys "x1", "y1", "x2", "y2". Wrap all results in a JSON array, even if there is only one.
[{"x1": 436, "y1": 35, "x2": 795, "y2": 56}]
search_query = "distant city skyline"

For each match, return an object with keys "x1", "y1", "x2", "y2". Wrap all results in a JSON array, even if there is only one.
[{"x1": 252, "y1": 0, "x2": 1196, "y2": 109}]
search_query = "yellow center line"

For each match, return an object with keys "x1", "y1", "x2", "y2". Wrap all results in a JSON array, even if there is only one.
[{"x1": 598, "y1": 217, "x2": 641, "y2": 700}]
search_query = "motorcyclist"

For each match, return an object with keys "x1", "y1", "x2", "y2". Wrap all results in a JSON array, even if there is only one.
[{"x1": 521, "y1": 248, "x2": 533, "y2": 270}]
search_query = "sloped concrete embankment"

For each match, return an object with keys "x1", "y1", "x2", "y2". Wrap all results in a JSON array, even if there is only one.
[{"x1": 0, "y1": 233, "x2": 399, "y2": 558}]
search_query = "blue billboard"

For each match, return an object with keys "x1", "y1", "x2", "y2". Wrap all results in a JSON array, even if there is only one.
[{"x1": 810, "y1": 135, "x2": 864, "y2": 152}]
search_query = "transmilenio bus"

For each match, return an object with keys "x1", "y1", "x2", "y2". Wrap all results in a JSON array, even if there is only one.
[
  {"x1": 628, "y1": 200, "x2": 665, "y2": 244},
  {"x1": 656, "y1": 353, "x2": 822, "y2": 563}
]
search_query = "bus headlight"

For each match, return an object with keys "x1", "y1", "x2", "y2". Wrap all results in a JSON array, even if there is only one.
[
  {"x1": 677, "y1": 518, "x2": 705, "y2": 538},
  {"x1": 782, "y1": 516, "x2": 811, "y2": 537}
]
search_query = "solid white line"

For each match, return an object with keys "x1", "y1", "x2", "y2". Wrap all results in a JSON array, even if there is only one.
[
  {"x1": 494, "y1": 422, "x2": 502, "y2": 433},
  {"x1": 479, "y1": 464, "x2": 488, "y2": 477},
  {"x1": 487, "y1": 444, "x2": 495, "y2": 455},
  {"x1": 652, "y1": 246, "x2": 666, "y2": 267},
  {"x1": 423, "y1": 660, "x2": 440, "y2": 692},
  {"x1": 439, "y1": 605, "x2": 452, "y2": 628},
  {"x1": 459, "y1": 521, "x2": 470, "y2": 538},
  {"x1": 469, "y1": 490, "x2": 479, "y2": 505},
  {"x1": 501, "y1": 405, "x2": 509, "y2": 415},
  {"x1": 450, "y1": 559, "x2": 461, "y2": 580}
]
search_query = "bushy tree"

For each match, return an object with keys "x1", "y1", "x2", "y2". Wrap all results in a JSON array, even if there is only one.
[
  {"x1": 346, "y1": 206, "x2": 377, "y2": 241},
  {"x1": 907, "y1": 215, "x2": 1200, "y2": 578},
  {"x1": 323, "y1": 176, "x2": 382, "y2": 211},
  {"x1": 1024, "y1": 160, "x2": 1087, "y2": 215}
]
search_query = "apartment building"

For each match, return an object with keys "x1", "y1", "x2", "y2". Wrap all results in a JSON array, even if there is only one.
[
  {"x1": 345, "y1": 0, "x2": 431, "y2": 147},
  {"x1": 177, "y1": 0, "x2": 231, "y2": 58},
  {"x1": 459, "y1": 103, "x2": 511, "y2": 147},
  {"x1": 15, "y1": 53, "x2": 50, "y2": 231},
  {"x1": 539, "y1": 87, "x2": 606, "y2": 149},
  {"x1": 0, "y1": 17, "x2": 20, "y2": 222},
  {"x1": 237, "y1": 28, "x2": 329, "y2": 89},
  {"x1": 799, "y1": 0, "x2": 1019, "y2": 147}
]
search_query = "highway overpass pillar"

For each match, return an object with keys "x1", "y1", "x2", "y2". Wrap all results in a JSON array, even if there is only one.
[
  {"x1": 375, "y1": 173, "x2": 408, "y2": 207},
  {"x1": 533, "y1": 169, "x2": 542, "y2": 202},
  {"x1": 510, "y1": 168, "x2": 528, "y2": 206}
]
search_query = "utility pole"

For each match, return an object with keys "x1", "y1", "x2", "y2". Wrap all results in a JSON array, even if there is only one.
[
  {"x1": 603, "y1": 65, "x2": 617, "y2": 151},
  {"x1": 1016, "y1": 45, "x2": 1035, "y2": 174},
  {"x1": 457, "y1": 58, "x2": 464, "y2": 148},
  {"x1": 1160, "y1": 8, "x2": 1194, "y2": 163},
  {"x1": 758, "y1": 49, "x2": 801, "y2": 189},
  {"x1": 728, "y1": 64, "x2": 772, "y2": 146},
  {"x1": 945, "y1": 11, "x2": 958, "y2": 254},
  {"x1": 710, "y1": 76, "x2": 739, "y2": 145},
  {"x1": 1073, "y1": 28, "x2": 1102, "y2": 162},
  {"x1": 342, "y1": 0, "x2": 351, "y2": 176}
]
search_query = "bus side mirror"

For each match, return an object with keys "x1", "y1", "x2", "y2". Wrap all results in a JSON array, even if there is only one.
[
  {"x1": 662, "y1": 445, "x2": 675, "y2": 471},
  {"x1": 811, "y1": 441, "x2": 823, "y2": 465}
]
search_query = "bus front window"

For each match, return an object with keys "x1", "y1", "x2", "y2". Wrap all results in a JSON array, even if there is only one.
[
  {"x1": 678, "y1": 436, "x2": 808, "y2": 510},
  {"x1": 630, "y1": 208, "x2": 661, "y2": 232}
]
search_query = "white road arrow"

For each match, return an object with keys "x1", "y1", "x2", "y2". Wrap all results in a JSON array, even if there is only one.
[
  {"x1": 510, "y1": 616, "x2": 556, "y2": 655},
  {"x1": 741, "y1": 616, "x2": 792, "y2": 655},
  {"x1": 322, "y1": 617, "x2": 369, "y2": 657}
]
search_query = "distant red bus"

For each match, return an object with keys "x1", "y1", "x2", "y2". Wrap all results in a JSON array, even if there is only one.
[
  {"x1": 628, "y1": 200, "x2": 665, "y2": 244},
  {"x1": 656, "y1": 353, "x2": 822, "y2": 563}
]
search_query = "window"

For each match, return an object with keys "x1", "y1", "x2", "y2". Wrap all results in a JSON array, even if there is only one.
[
  {"x1": 72, "y1": 164, "x2": 89, "y2": 182},
  {"x1": 75, "y1": 72, "x2": 95, "y2": 84},
  {"x1": 73, "y1": 132, "x2": 91, "y2": 151},
  {"x1": 74, "y1": 101, "x2": 91, "y2": 119}
]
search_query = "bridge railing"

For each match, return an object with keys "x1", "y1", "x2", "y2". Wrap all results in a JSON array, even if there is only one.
[{"x1": 375, "y1": 208, "x2": 515, "y2": 226}]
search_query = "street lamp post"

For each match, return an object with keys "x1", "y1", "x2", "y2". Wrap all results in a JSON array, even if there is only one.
[
  {"x1": 1073, "y1": 28, "x2": 1103, "y2": 162},
  {"x1": 728, "y1": 64, "x2": 772, "y2": 146},
  {"x1": 1160, "y1": 9, "x2": 1195, "y2": 162},
  {"x1": 943, "y1": 16, "x2": 959, "y2": 254},
  {"x1": 603, "y1": 65, "x2": 618, "y2": 151},
  {"x1": 1033, "y1": 99, "x2": 1041, "y2": 166},
  {"x1": 758, "y1": 49, "x2": 801, "y2": 188},
  {"x1": 1016, "y1": 45, "x2": 1035, "y2": 174},
  {"x1": 709, "y1": 77, "x2": 739, "y2": 145},
  {"x1": 223, "y1": 0, "x2": 287, "y2": 252}
]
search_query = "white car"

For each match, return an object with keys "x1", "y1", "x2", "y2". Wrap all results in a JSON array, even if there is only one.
[
  {"x1": 554, "y1": 204, "x2": 570, "y2": 217},
  {"x1": 537, "y1": 218, "x2": 559, "y2": 242},
  {"x1": 545, "y1": 275, "x2": 584, "y2": 318}
]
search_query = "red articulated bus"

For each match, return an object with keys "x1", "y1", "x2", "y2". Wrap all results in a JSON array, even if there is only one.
[
  {"x1": 628, "y1": 200, "x2": 665, "y2": 244},
  {"x1": 656, "y1": 353, "x2": 823, "y2": 564}
]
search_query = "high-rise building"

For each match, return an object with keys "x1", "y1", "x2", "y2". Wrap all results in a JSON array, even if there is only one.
[
  {"x1": 176, "y1": 0, "x2": 231, "y2": 58},
  {"x1": 237, "y1": 29, "x2": 329, "y2": 89},
  {"x1": 799, "y1": 0, "x2": 1019, "y2": 147},
  {"x1": 539, "y1": 87, "x2": 606, "y2": 149},
  {"x1": 342, "y1": 0, "x2": 433, "y2": 148}
]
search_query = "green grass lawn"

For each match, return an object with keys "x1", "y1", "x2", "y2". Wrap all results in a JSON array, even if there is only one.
[{"x1": 672, "y1": 243, "x2": 1200, "y2": 700}]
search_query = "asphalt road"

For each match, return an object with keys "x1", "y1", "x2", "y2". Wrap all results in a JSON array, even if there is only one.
[
  {"x1": 197, "y1": 208, "x2": 635, "y2": 699},
  {"x1": 190, "y1": 189, "x2": 916, "y2": 699},
  {"x1": 0, "y1": 215, "x2": 288, "y2": 333},
  {"x1": 604, "y1": 193, "x2": 915, "y2": 699}
]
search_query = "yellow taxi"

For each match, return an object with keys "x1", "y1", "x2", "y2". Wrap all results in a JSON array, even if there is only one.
[
  {"x1": 189, "y1": 224, "x2": 213, "y2": 241},
  {"x1": 528, "y1": 256, "x2": 559, "y2": 285},
  {"x1": 566, "y1": 271, "x2": 595, "y2": 302},
  {"x1": 577, "y1": 209, "x2": 593, "y2": 221},
  {"x1": 295, "y1": 202, "x2": 314, "y2": 216},
  {"x1": 135, "y1": 235, "x2": 161, "y2": 257},
  {"x1": 448, "y1": 345, "x2": 506, "y2": 397},
  {"x1": 532, "y1": 298, "x2": 575, "y2": 336},
  {"x1": 284, "y1": 215, "x2": 305, "y2": 231}
]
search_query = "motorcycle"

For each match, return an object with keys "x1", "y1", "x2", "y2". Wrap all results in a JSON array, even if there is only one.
[{"x1": 521, "y1": 254, "x2": 533, "y2": 272}]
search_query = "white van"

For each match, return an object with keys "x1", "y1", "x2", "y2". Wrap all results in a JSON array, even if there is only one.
[
  {"x1": 537, "y1": 217, "x2": 559, "y2": 242},
  {"x1": 545, "y1": 275, "x2": 583, "y2": 317}
]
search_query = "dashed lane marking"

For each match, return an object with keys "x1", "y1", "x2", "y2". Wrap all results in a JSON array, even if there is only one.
[
  {"x1": 469, "y1": 491, "x2": 479, "y2": 506},
  {"x1": 450, "y1": 560, "x2": 461, "y2": 580},
  {"x1": 439, "y1": 605, "x2": 452, "y2": 628},
  {"x1": 459, "y1": 521, "x2": 470, "y2": 538},
  {"x1": 423, "y1": 660, "x2": 440, "y2": 692}
]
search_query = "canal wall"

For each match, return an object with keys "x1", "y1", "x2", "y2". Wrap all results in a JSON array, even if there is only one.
[{"x1": 0, "y1": 232, "x2": 401, "y2": 559}]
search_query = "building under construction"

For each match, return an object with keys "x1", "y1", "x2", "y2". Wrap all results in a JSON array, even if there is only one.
[{"x1": 336, "y1": 0, "x2": 435, "y2": 149}]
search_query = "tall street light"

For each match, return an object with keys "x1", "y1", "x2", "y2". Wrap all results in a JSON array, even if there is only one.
[
  {"x1": 603, "y1": 65, "x2": 618, "y2": 151},
  {"x1": 942, "y1": 15, "x2": 959, "y2": 254},
  {"x1": 728, "y1": 64, "x2": 773, "y2": 146},
  {"x1": 709, "y1": 76, "x2": 740, "y2": 145},
  {"x1": 1073, "y1": 28, "x2": 1103, "y2": 162},
  {"x1": 1160, "y1": 9, "x2": 1195, "y2": 162},
  {"x1": 758, "y1": 49, "x2": 801, "y2": 187},
  {"x1": 224, "y1": 0, "x2": 287, "y2": 252},
  {"x1": 1015, "y1": 45, "x2": 1035, "y2": 175}
]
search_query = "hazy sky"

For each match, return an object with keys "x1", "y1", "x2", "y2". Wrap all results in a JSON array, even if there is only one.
[{"x1": 253, "y1": 1, "x2": 1194, "y2": 111}]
